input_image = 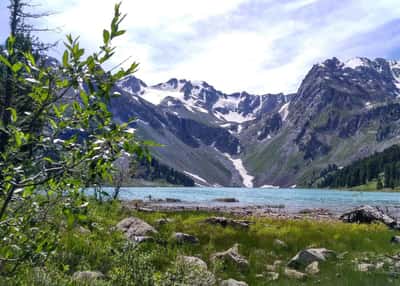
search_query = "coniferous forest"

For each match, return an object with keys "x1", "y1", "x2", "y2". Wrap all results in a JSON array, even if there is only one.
[{"x1": 317, "y1": 145, "x2": 400, "y2": 189}]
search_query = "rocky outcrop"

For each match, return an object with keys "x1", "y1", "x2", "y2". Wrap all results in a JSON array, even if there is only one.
[
  {"x1": 116, "y1": 217, "x2": 157, "y2": 242},
  {"x1": 288, "y1": 248, "x2": 336, "y2": 269},
  {"x1": 340, "y1": 205, "x2": 400, "y2": 229},
  {"x1": 211, "y1": 244, "x2": 249, "y2": 268}
]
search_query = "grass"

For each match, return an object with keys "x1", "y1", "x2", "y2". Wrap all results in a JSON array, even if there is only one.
[
  {"x1": 6, "y1": 201, "x2": 400, "y2": 286},
  {"x1": 349, "y1": 180, "x2": 400, "y2": 192}
]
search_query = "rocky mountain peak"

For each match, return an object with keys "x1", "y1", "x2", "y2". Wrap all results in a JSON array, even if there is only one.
[{"x1": 118, "y1": 75, "x2": 147, "y2": 94}]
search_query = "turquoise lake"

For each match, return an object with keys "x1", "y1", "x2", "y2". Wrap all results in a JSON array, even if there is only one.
[{"x1": 100, "y1": 187, "x2": 400, "y2": 214}]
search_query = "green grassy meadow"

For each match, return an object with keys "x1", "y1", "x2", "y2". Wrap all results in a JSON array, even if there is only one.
[{"x1": 6, "y1": 201, "x2": 400, "y2": 286}]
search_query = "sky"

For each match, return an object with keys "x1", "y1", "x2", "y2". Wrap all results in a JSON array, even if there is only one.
[{"x1": 1, "y1": 0, "x2": 400, "y2": 94}]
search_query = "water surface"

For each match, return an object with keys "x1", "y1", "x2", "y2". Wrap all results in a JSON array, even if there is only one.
[{"x1": 102, "y1": 187, "x2": 400, "y2": 214}]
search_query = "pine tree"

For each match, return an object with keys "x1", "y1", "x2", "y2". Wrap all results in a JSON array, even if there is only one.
[{"x1": 377, "y1": 177, "x2": 383, "y2": 190}]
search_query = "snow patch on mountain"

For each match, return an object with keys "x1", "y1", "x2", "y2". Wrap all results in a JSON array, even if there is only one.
[
  {"x1": 344, "y1": 57, "x2": 370, "y2": 69},
  {"x1": 389, "y1": 61, "x2": 400, "y2": 92},
  {"x1": 223, "y1": 153, "x2": 254, "y2": 187},
  {"x1": 216, "y1": 110, "x2": 255, "y2": 123},
  {"x1": 141, "y1": 88, "x2": 181, "y2": 105},
  {"x1": 279, "y1": 102, "x2": 290, "y2": 121},
  {"x1": 183, "y1": 171, "x2": 208, "y2": 185},
  {"x1": 260, "y1": 184, "x2": 280, "y2": 189}
]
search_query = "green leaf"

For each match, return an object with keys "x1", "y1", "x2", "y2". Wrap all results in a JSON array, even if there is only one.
[
  {"x1": 103, "y1": 29, "x2": 110, "y2": 44},
  {"x1": 24, "y1": 52, "x2": 36, "y2": 65},
  {"x1": 62, "y1": 50, "x2": 69, "y2": 67},
  {"x1": 7, "y1": 108, "x2": 17, "y2": 122},
  {"x1": 80, "y1": 91, "x2": 89, "y2": 106},
  {"x1": 14, "y1": 131, "x2": 22, "y2": 147},
  {"x1": 49, "y1": 118, "x2": 58, "y2": 129},
  {"x1": 22, "y1": 186, "x2": 34, "y2": 198},
  {"x1": 12, "y1": 62, "x2": 23, "y2": 73},
  {"x1": 0, "y1": 54, "x2": 12, "y2": 68}
]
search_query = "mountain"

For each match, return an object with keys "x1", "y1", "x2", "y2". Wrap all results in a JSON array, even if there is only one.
[{"x1": 109, "y1": 57, "x2": 400, "y2": 187}]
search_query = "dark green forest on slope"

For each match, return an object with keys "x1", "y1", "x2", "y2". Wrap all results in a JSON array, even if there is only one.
[
  {"x1": 316, "y1": 145, "x2": 400, "y2": 190},
  {"x1": 134, "y1": 157, "x2": 195, "y2": 186}
]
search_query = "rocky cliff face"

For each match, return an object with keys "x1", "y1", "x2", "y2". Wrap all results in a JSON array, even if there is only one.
[{"x1": 110, "y1": 57, "x2": 400, "y2": 187}]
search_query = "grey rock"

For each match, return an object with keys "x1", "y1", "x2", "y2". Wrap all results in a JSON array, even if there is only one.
[
  {"x1": 357, "y1": 263, "x2": 375, "y2": 272},
  {"x1": 213, "y1": 198, "x2": 239, "y2": 203},
  {"x1": 116, "y1": 217, "x2": 157, "y2": 241},
  {"x1": 284, "y1": 268, "x2": 307, "y2": 280},
  {"x1": 266, "y1": 271, "x2": 279, "y2": 281},
  {"x1": 273, "y1": 239, "x2": 288, "y2": 248},
  {"x1": 178, "y1": 256, "x2": 208, "y2": 270},
  {"x1": 155, "y1": 218, "x2": 174, "y2": 225},
  {"x1": 340, "y1": 205, "x2": 400, "y2": 229},
  {"x1": 211, "y1": 243, "x2": 249, "y2": 268},
  {"x1": 288, "y1": 248, "x2": 336, "y2": 269},
  {"x1": 375, "y1": 262, "x2": 385, "y2": 269},
  {"x1": 133, "y1": 236, "x2": 154, "y2": 244},
  {"x1": 305, "y1": 261, "x2": 320, "y2": 275},
  {"x1": 391, "y1": 236, "x2": 400, "y2": 244},
  {"x1": 220, "y1": 278, "x2": 248, "y2": 286},
  {"x1": 165, "y1": 198, "x2": 182, "y2": 203},
  {"x1": 205, "y1": 217, "x2": 251, "y2": 228},
  {"x1": 72, "y1": 271, "x2": 105, "y2": 281},
  {"x1": 172, "y1": 232, "x2": 199, "y2": 244}
]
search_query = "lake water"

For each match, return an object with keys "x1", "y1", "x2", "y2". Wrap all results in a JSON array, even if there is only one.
[{"x1": 102, "y1": 187, "x2": 400, "y2": 214}]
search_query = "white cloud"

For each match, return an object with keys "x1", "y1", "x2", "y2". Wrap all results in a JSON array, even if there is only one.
[{"x1": 4, "y1": 0, "x2": 399, "y2": 94}]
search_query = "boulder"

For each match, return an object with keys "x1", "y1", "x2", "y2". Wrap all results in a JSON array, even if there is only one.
[
  {"x1": 172, "y1": 232, "x2": 199, "y2": 244},
  {"x1": 177, "y1": 256, "x2": 208, "y2": 270},
  {"x1": 340, "y1": 205, "x2": 400, "y2": 229},
  {"x1": 305, "y1": 261, "x2": 320, "y2": 275},
  {"x1": 205, "y1": 217, "x2": 251, "y2": 228},
  {"x1": 116, "y1": 217, "x2": 157, "y2": 242},
  {"x1": 375, "y1": 262, "x2": 384, "y2": 269},
  {"x1": 391, "y1": 236, "x2": 400, "y2": 244},
  {"x1": 220, "y1": 278, "x2": 248, "y2": 286},
  {"x1": 273, "y1": 239, "x2": 288, "y2": 248},
  {"x1": 174, "y1": 256, "x2": 216, "y2": 285},
  {"x1": 266, "y1": 260, "x2": 282, "y2": 272},
  {"x1": 213, "y1": 198, "x2": 239, "y2": 203},
  {"x1": 288, "y1": 248, "x2": 336, "y2": 269},
  {"x1": 211, "y1": 243, "x2": 249, "y2": 268},
  {"x1": 133, "y1": 236, "x2": 154, "y2": 243},
  {"x1": 72, "y1": 271, "x2": 104, "y2": 281},
  {"x1": 266, "y1": 272, "x2": 279, "y2": 281},
  {"x1": 357, "y1": 263, "x2": 375, "y2": 272},
  {"x1": 165, "y1": 198, "x2": 182, "y2": 203},
  {"x1": 155, "y1": 218, "x2": 174, "y2": 225},
  {"x1": 284, "y1": 268, "x2": 307, "y2": 280}
]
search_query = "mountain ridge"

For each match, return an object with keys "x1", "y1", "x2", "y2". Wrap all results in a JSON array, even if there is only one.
[{"x1": 110, "y1": 56, "x2": 400, "y2": 187}]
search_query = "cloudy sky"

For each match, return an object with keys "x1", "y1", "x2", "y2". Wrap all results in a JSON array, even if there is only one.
[{"x1": 1, "y1": 0, "x2": 400, "y2": 94}]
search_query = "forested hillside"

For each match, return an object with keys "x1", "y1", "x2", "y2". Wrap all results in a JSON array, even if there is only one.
[
  {"x1": 133, "y1": 157, "x2": 195, "y2": 186},
  {"x1": 316, "y1": 145, "x2": 400, "y2": 189}
]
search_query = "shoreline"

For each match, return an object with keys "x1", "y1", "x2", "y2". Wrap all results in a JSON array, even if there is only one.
[{"x1": 123, "y1": 200, "x2": 344, "y2": 222}]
